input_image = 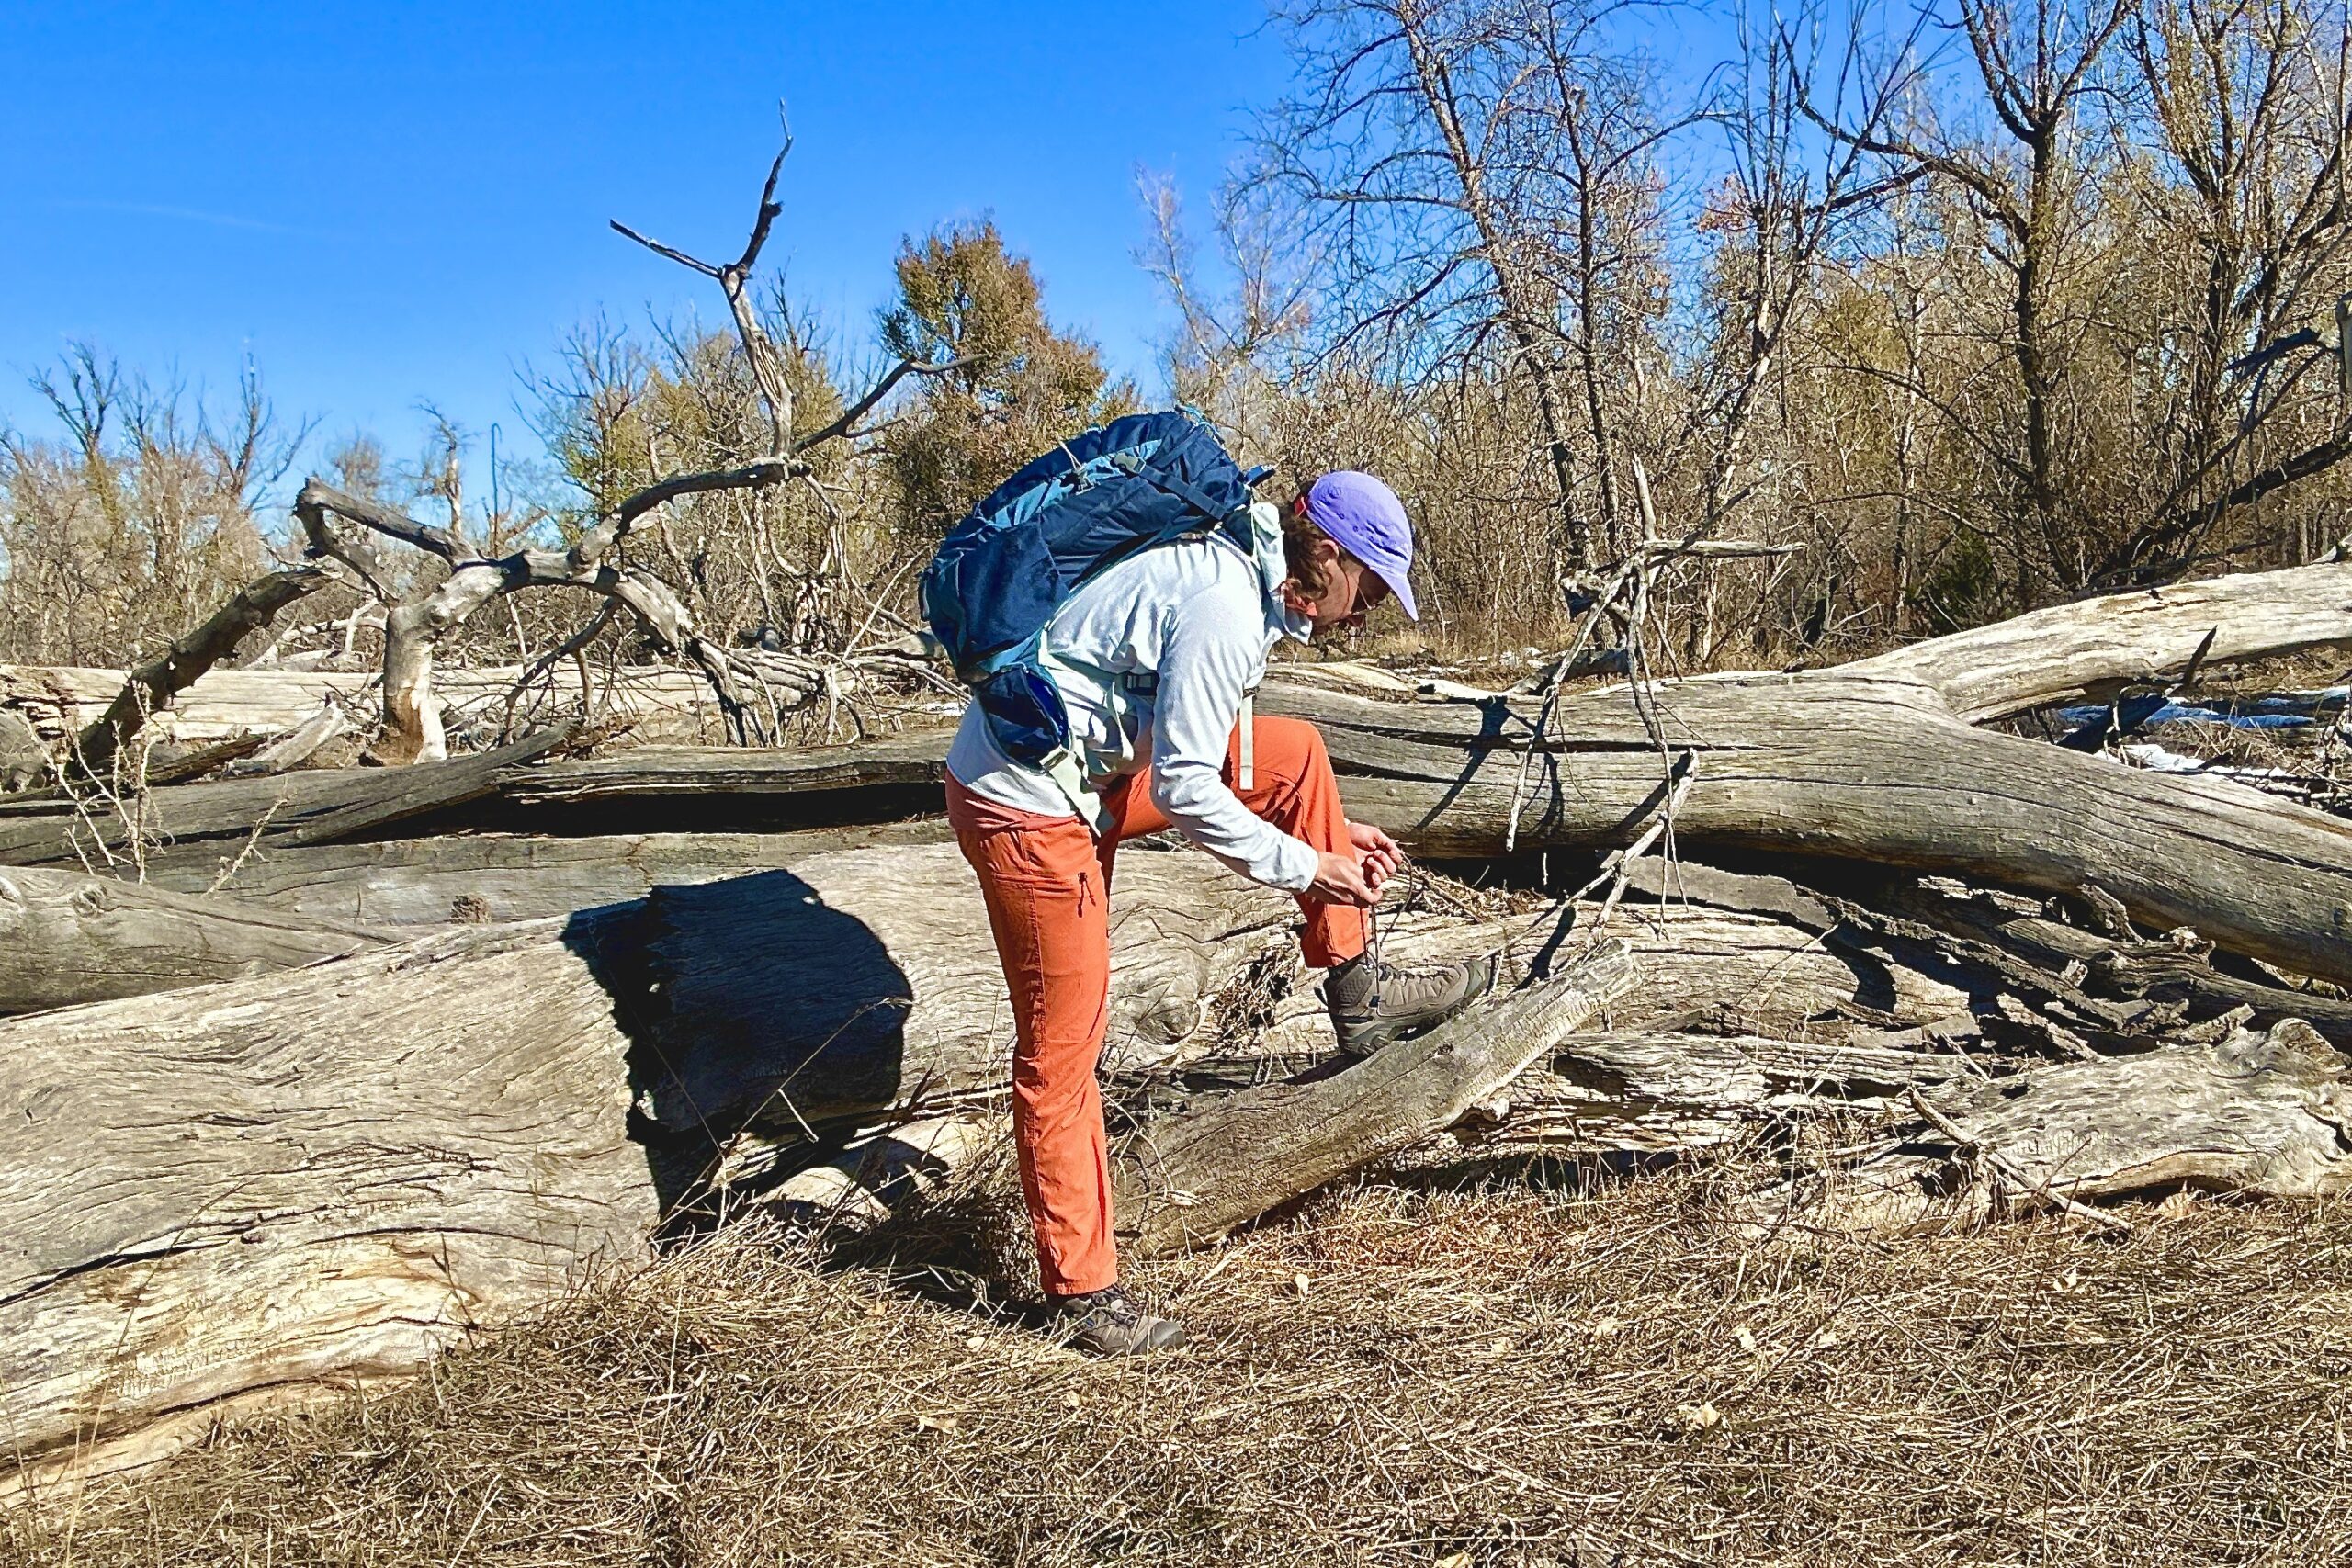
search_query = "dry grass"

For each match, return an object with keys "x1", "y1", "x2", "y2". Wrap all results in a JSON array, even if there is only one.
[{"x1": 14, "y1": 1162, "x2": 2352, "y2": 1567}]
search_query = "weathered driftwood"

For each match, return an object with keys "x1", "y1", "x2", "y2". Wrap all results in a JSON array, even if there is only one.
[
  {"x1": 501, "y1": 737, "x2": 951, "y2": 806},
  {"x1": 73, "y1": 658, "x2": 2336, "y2": 998},
  {"x1": 0, "y1": 866, "x2": 390, "y2": 1015},
  {"x1": 153, "y1": 822, "x2": 954, "y2": 925},
  {"x1": 0, "y1": 845, "x2": 1304, "y2": 1491},
  {"x1": 220, "y1": 695, "x2": 352, "y2": 778},
  {"x1": 1114, "y1": 942, "x2": 1636, "y2": 1255},
  {"x1": 0, "y1": 726, "x2": 573, "y2": 872},
  {"x1": 6, "y1": 832, "x2": 2339, "y2": 1495},
  {"x1": 1777, "y1": 1021, "x2": 2352, "y2": 1235},
  {"x1": 0, "y1": 661, "x2": 720, "y2": 755},
  {"x1": 1870, "y1": 876, "x2": 2352, "y2": 1043}
]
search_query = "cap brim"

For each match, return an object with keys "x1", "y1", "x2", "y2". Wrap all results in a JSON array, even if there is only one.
[{"x1": 1373, "y1": 564, "x2": 1419, "y2": 621}]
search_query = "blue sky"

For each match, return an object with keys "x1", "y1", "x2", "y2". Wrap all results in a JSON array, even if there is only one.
[{"x1": 0, "y1": 1, "x2": 1292, "y2": 473}]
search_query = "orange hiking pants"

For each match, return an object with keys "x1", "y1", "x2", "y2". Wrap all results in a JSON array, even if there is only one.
[{"x1": 945, "y1": 715, "x2": 1370, "y2": 1297}]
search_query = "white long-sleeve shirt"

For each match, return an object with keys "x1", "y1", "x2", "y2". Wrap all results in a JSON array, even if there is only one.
[{"x1": 944, "y1": 502, "x2": 1318, "y2": 892}]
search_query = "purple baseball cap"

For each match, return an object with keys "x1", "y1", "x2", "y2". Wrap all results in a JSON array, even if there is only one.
[{"x1": 1303, "y1": 470, "x2": 1419, "y2": 620}]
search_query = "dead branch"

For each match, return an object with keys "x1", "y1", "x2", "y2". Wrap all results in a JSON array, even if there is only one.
[{"x1": 72, "y1": 566, "x2": 334, "y2": 774}]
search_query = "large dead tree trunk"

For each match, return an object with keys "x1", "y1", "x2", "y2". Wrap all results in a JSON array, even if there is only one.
[
  {"x1": 9, "y1": 561, "x2": 2348, "y2": 995},
  {"x1": 0, "y1": 846, "x2": 1298, "y2": 1491},
  {"x1": 3, "y1": 836, "x2": 2336, "y2": 1495},
  {"x1": 0, "y1": 865, "x2": 390, "y2": 1014},
  {"x1": 0, "y1": 919, "x2": 658, "y2": 1497},
  {"x1": 1283, "y1": 670, "x2": 2352, "y2": 987},
  {"x1": 0, "y1": 847, "x2": 1659, "y2": 1494}
]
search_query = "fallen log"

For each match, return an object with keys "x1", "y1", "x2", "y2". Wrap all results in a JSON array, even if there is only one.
[
  {"x1": 0, "y1": 661, "x2": 717, "y2": 750},
  {"x1": 9, "y1": 564, "x2": 2349, "y2": 996},
  {"x1": 6, "y1": 833, "x2": 1968, "y2": 1493},
  {"x1": 1114, "y1": 942, "x2": 1636, "y2": 1254},
  {"x1": 0, "y1": 866, "x2": 391, "y2": 1014},
  {"x1": 1838, "y1": 562, "x2": 2352, "y2": 721},
  {"x1": 0, "y1": 919, "x2": 659, "y2": 1496},
  {"x1": 1776, "y1": 1020, "x2": 2352, "y2": 1235},
  {"x1": 12, "y1": 829, "x2": 2326, "y2": 1496},
  {"x1": 154, "y1": 821, "x2": 954, "y2": 925},
  {"x1": 0, "y1": 845, "x2": 1299, "y2": 1491},
  {"x1": 502, "y1": 736, "x2": 950, "y2": 806},
  {"x1": 77, "y1": 660, "x2": 2335, "y2": 997},
  {"x1": 1278, "y1": 670, "x2": 2352, "y2": 989},
  {"x1": 0, "y1": 726, "x2": 573, "y2": 873}
]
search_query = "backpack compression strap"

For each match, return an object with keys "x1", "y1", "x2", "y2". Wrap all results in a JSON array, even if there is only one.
[
  {"x1": 1237, "y1": 691, "x2": 1255, "y2": 792},
  {"x1": 1039, "y1": 745, "x2": 1110, "y2": 835}
]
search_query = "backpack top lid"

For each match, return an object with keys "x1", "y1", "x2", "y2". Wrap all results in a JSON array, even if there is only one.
[{"x1": 921, "y1": 409, "x2": 1266, "y2": 681}]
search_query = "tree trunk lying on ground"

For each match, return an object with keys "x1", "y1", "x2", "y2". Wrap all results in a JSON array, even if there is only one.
[
  {"x1": 12, "y1": 558, "x2": 2352, "y2": 1495},
  {"x1": 1113, "y1": 942, "x2": 1635, "y2": 1254},
  {"x1": 1772, "y1": 1020, "x2": 2352, "y2": 1235},
  {"x1": 0, "y1": 726, "x2": 577, "y2": 875},
  {"x1": 15, "y1": 557, "x2": 2339, "y2": 986},
  {"x1": 0, "y1": 865, "x2": 392, "y2": 1014},
  {"x1": 0, "y1": 662, "x2": 718, "y2": 750},
  {"x1": 0, "y1": 839, "x2": 1972, "y2": 1491},
  {"x1": 11, "y1": 826, "x2": 2352, "y2": 1495},
  {"x1": 0, "y1": 845, "x2": 1645, "y2": 1495}
]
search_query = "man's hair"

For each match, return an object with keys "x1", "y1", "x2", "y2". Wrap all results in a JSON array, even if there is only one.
[{"x1": 1283, "y1": 491, "x2": 1336, "y2": 596}]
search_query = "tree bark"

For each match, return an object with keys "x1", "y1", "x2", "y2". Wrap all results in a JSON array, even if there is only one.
[
  {"x1": 0, "y1": 866, "x2": 391, "y2": 1014},
  {"x1": 5, "y1": 834, "x2": 1938, "y2": 1494},
  {"x1": 1776, "y1": 1021, "x2": 2352, "y2": 1235},
  {"x1": 0, "y1": 844, "x2": 1301, "y2": 1491},
  {"x1": 1114, "y1": 942, "x2": 1635, "y2": 1255}
]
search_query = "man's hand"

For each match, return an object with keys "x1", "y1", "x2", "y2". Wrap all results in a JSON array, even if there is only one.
[
  {"x1": 1308, "y1": 850, "x2": 1383, "y2": 908},
  {"x1": 1347, "y1": 820, "x2": 1404, "y2": 892}
]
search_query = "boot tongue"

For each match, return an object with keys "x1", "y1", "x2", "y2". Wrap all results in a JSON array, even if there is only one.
[{"x1": 1322, "y1": 953, "x2": 1380, "y2": 1012}]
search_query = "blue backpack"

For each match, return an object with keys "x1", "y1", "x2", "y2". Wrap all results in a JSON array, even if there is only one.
[{"x1": 921, "y1": 409, "x2": 1272, "y2": 789}]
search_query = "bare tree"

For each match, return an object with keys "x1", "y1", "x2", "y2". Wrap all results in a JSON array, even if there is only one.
[
  {"x1": 1801, "y1": 0, "x2": 2137, "y2": 594},
  {"x1": 1255, "y1": 0, "x2": 1688, "y2": 570},
  {"x1": 0, "y1": 347, "x2": 306, "y2": 667},
  {"x1": 2101, "y1": 0, "x2": 2352, "y2": 581},
  {"x1": 294, "y1": 137, "x2": 963, "y2": 761}
]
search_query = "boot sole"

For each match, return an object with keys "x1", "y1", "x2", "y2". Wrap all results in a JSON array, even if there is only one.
[{"x1": 1331, "y1": 953, "x2": 1500, "y2": 1057}]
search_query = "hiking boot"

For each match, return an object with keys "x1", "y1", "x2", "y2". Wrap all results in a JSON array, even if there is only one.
[
  {"x1": 1325, "y1": 950, "x2": 1499, "y2": 1058},
  {"x1": 1050, "y1": 1285, "x2": 1188, "y2": 1357}
]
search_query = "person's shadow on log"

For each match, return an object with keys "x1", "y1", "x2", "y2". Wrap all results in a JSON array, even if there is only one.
[{"x1": 563, "y1": 867, "x2": 913, "y2": 1215}]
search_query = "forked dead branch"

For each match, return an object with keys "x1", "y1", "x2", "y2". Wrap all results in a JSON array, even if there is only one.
[{"x1": 284, "y1": 136, "x2": 966, "y2": 762}]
